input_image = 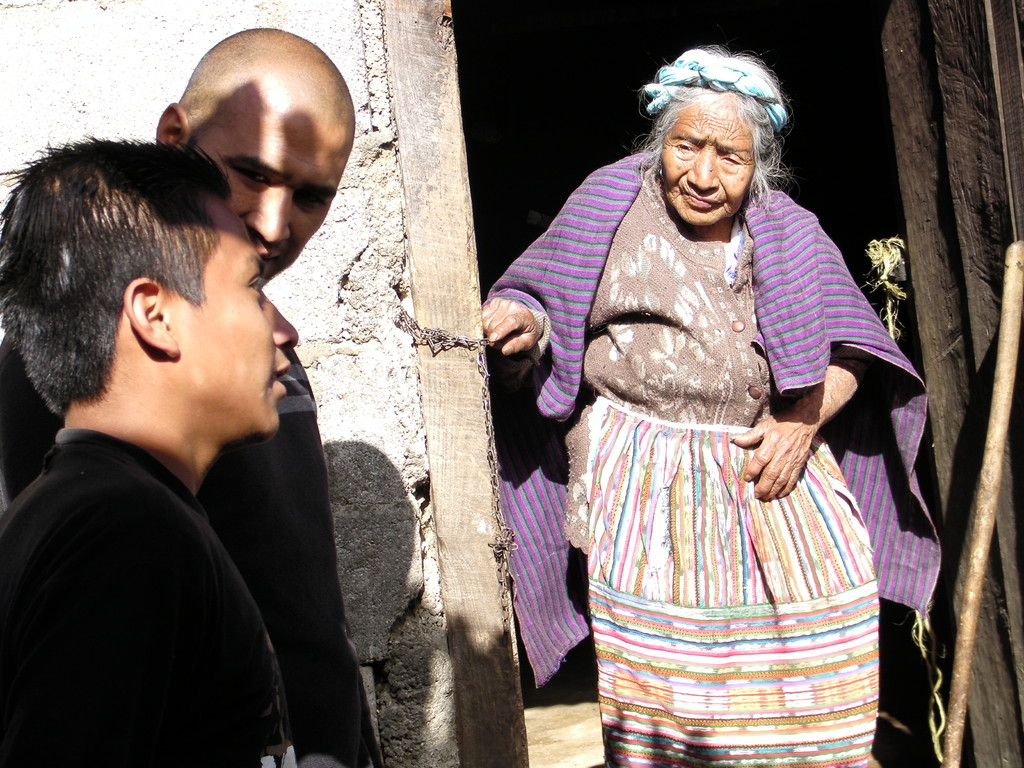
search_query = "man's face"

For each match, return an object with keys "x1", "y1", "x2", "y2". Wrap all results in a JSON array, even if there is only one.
[
  {"x1": 164, "y1": 86, "x2": 353, "y2": 279},
  {"x1": 175, "y1": 198, "x2": 294, "y2": 448}
]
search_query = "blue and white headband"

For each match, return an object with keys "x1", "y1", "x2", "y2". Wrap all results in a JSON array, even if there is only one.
[{"x1": 643, "y1": 49, "x2": 789, "y2": 133}]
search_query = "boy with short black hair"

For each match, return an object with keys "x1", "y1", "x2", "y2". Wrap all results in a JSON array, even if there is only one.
[{"x1": 0, "y1": 138, "x2": 297, "y2": 766}]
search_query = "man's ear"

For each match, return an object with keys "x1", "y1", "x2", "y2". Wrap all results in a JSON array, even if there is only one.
[
  {"x1": 124, "y1": 278, "x2": 183, "y2": 360},
  {"x1": 156, "y1": 103, "x2": 192, "y2": 146}
]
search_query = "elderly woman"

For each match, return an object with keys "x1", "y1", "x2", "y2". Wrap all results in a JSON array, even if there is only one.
[{"x1": 483, "y1": 47, "x2": 939, "y2": 767}]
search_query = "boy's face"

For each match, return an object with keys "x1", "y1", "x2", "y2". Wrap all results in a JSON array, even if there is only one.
[{"x1": 175, "y1": 198, "x2": 292, "y2": 449}]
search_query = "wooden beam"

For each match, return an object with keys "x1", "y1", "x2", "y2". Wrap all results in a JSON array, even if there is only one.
[
  {"x1": 928, "y1": 0, "x2": 1009, "y2": 358},
  {"x1": 981, "y1": 0, "x2": 1024, "y2": 723},
  {"x1": 383, "y1": 2, "x2": 529, "y2": 766},
  {"x1": 882, "y1": 0, "x2": 972, "y2": 509},
  {"x1": 885, "y1": 0, "x2": 1024, "y2": 762},
  {"x1": 927, "y1": 5, "x2": 1024, "y2": 759},
  {"x1": 983, "y1": 0, "x2": 1024, "y2": 238}
]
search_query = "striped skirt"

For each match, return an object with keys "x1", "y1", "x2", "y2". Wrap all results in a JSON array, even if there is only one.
[{"x1": 583, "y1": 399, "x2": 879, "y2": 767}]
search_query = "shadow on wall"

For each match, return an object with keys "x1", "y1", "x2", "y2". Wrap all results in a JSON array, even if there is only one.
[
  {"x1": 324, "y1": 440, "x2": 420, "y2": 659},
  {"x1": 324, "y1": 440, "x2": 459, "y2": 768}
]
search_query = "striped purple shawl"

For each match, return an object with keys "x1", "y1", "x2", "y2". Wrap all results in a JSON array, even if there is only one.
[{"x1": 490, "y1": 153, "x2": 939, "y2": 685}]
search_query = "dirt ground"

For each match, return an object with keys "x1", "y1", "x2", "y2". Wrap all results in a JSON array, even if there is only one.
[{"x1": 521, "y1": 641, "x2": 603, "y2": 768}]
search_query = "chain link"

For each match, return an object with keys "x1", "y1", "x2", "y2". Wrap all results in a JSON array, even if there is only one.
[{"x1": 397, "y1": 307, "x2": 517, "y2": 628}]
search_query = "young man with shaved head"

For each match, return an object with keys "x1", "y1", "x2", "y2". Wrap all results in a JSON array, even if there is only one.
[{"x1": 0, "y1": 30, "x2": 381, "y2": 768}]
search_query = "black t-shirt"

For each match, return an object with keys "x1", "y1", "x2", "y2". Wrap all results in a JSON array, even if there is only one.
[
  {"x1": 0, "y1": 339, "x2": 381, "y2": 767},
  {"x1": 0, "y1": 430, "x2": 290, "y2": 767}
]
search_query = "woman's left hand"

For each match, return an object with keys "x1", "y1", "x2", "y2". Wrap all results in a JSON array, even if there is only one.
[
  {"x1": 732, "y1": 401, "x2": 818, "y2": 501},
  {"x1": 731, "y1": 360, "x2": 868, "y2": 501}
]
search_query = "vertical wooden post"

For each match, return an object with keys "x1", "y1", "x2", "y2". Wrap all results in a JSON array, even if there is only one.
[
  {"x1": 383, "y1": 1, "x2": 529, "y2": 766},
  {"x1": 882, "y1": 0, "x2": 973, "y2": 501},
  {"x1": 926, "y1": 0, "x2": 1024, "y2": 748},
  {"x1": 943, "y1": 242, "x2": 1024, "y2": 767},
  {"x1": 883, "y1": 0, "x2": 1024, "y2": 763}
]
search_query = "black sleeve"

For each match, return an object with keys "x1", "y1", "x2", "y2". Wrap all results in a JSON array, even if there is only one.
[
  {"x1": 0, "y1": 340, "x2": 62, "y2": 506},
  {"x1": 199, "y1": 407, "x2": 382, "y2": 767}
]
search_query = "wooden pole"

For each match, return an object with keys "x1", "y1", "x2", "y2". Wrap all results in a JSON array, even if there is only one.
[
  {"x1": 943, "y1": 241, "x2": 1024, "y2": 768},
  {"x1": 383, "y1": 2, "x2": 529, "y2": 766}
]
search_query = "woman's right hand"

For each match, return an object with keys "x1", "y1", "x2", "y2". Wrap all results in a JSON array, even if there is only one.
[{"x1": 481, "y1": 298, "x2": 541, "y2": 356}]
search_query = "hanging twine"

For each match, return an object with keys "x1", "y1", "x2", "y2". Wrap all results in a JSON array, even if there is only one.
[
  {"x1": 864, "y1": 236, "x2": 908, "y2": 341},
  {"x1": 910, "y1": 611, "x2": 947, "y2": 764}
]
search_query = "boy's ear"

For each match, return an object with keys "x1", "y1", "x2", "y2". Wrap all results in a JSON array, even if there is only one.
[
  {"x1": 123, "y1": 278, "x2": 182, "y2": 360},
  {"x1": 155, "y1": 103, "x2": 192, "y2": 147}
]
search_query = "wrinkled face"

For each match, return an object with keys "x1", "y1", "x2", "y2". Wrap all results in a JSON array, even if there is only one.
[
  {"x1": 190, "y1": 87, "x2": 353, "y2": 279},
  {"x1": 660, "y1": 98, "x2": 756, "y2": 243},
  {"x1": 176, "y1": 199, "x2": 294, "y2": 448}
]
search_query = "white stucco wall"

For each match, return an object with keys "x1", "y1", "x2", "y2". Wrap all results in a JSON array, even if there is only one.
[{"x1": 0, "y1": 1, "x2": 454, "y2": 765}]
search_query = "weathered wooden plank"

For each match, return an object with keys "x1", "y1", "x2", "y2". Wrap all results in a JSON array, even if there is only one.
[
  {"x1": 929, "y1": 0, "x2": 1010, "y2": 356},
  {"x1": 885, "y1": 0, "x2": 1024, "y2": 763},
  {"x1": 884, "y1": 2, "x2": 1019, "y2": 764},
  {"x1": 882, "y1": 0, "x2": 972, "y2": 506},
  {"x1": 983, "y1": 0, "x2": 1024, "y2": 237},
  {"x1": 980, "y1": 0, "x2": 1024, "y2": 747},
  {"x1": 928, "y1": 4, "x2": 1024, "y2": 757},
  {"x1": 880, "y1": 10, "x2": 991, "y2": 767},
  {"x1": 383, "y1": 2, "x2": 529, "y2": 766}
]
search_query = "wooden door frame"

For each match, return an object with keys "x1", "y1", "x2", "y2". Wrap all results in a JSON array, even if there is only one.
[
  {"x1": 883, "y1": 0, "x2": 1024, "y2": 762},
  {"x1": 384, "y1": 1, "x2": 529, "y2": 766}
]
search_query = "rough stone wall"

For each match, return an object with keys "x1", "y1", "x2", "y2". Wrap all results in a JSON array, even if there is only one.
[{"x1": 0, "y1": 1, "x2": 454, "y2": 765}]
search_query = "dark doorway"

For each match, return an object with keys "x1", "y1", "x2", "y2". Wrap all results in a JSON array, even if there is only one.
[
  {"x1": 453, "y1": 2, "x2": 940, "y2": 765},
  {"x1": 453, "y1": 0, "x2": 903, "y2": 298}
]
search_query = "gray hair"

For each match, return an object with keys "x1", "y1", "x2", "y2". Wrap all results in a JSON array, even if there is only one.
[{"x1": 638, "y1": 46, "x2": 791, "y2": 201}]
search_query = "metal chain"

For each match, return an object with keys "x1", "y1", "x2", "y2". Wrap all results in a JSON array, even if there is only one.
[{"x1": 396, "y1": 307, "x2": 517, "y2": 628}]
